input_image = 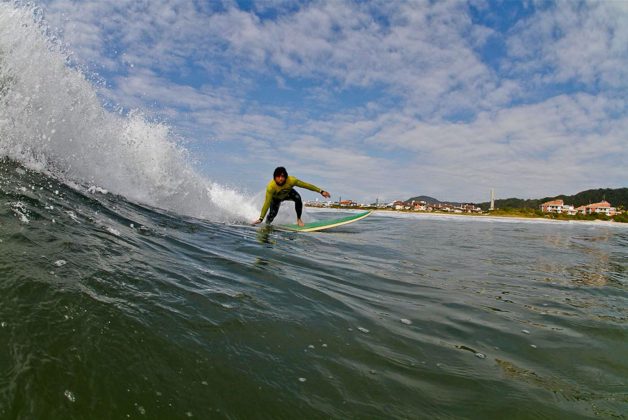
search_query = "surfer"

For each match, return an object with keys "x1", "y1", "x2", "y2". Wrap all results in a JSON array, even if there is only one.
[{"x1": 252, "y1": 167, "x2": 330, "y2": 226}]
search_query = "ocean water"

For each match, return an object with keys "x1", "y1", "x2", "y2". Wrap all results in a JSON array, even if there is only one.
[
  {"x1": 1, "y1": 163, "x2": 627, "y2": 419},
  {"x1": 1, "y1": 3, "x2": 627, "y2": 419}
]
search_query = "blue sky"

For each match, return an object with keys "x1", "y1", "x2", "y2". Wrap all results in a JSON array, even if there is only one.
[{"x1": 39, "y1": 0, "x2": 627, "y2": 203}]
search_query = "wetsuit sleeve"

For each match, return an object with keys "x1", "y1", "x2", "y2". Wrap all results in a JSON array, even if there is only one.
[
  {"x1": 294, "y1": 179, "x2": 322, "y2": 193},
  {"x1": 259, "y1": 189, "x2": 273, "y2": 220}
]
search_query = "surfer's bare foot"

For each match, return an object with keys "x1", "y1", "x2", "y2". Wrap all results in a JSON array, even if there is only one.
[{"x1": 297, "y1": 219, "x2": 305, "y2": 227}]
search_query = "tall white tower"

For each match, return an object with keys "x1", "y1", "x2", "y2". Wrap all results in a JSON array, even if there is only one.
[{"x1": 489, "y1": 188, "x2": 495, "y2": 211}]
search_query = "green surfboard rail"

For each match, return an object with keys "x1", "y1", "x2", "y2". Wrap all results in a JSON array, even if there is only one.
[{"x1": 276, "y1": 210, "x2": 372, "y2": 232}]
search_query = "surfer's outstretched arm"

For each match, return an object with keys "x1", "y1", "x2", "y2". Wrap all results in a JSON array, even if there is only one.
[{"x1": 253, "y1": 190, "x2": 273, "y2": 225}]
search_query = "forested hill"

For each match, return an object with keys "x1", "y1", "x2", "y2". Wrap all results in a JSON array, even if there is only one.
[
  {"x1": 476, "y1": 188, "x2": 628, "y2": 211},
  {"x1": 405, "y1": 195, "x2": 441, "y2": 204}
]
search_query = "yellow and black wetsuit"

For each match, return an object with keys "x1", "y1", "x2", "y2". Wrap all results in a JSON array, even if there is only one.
[{"x1": 259, "y1": 176, "x2": 322, "y2": 223}]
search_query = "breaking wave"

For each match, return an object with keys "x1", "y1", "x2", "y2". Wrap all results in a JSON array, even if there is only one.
[{"x1": 0, "y1": 3, "x2": 256, "y2": 222}]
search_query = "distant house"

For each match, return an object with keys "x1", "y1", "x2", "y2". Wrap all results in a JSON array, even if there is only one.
[
  {"x1": 576, "y1": 201, "x2": 616, "y2": 216},
  {"x1": 540, "y1": 199, "x2": 578, "y2": 215},
  {"x1": 562, "y1": 205, "x2": 577, "y2": 215},
  {"x1": 462, "y1": 204, "x2": 483, "y2": 213},
  {"x1": 392, "y1": 200, "x2": 407, "y2": 210},
  {"x1": 412, "y1": 202, "x2": 426, "y2": 211},
  {"x1": 434, "y1": 203, "x2": 454, "y2": 212},
  {"x1": 339, "y1": 200, "x2": 357, "y2": 207},
  {"x1": 540, "y1": 200, "x2": 565, "y2": 213}
]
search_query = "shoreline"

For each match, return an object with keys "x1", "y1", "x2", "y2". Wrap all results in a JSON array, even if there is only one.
[{"x1": 305, "y1": 206, "x2": 627, "y2": 227}]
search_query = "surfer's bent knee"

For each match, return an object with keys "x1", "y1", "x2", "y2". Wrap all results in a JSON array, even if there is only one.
[{"x1": 290, "y1": 190, "x2": 303, "y2": 219}]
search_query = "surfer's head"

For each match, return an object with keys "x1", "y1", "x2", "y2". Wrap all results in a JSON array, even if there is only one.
[{"x1": 273, "y1": 167, "x2": 288, "y2": 186}]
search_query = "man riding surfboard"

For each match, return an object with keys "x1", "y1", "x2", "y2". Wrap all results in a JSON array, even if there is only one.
[{"x1": 252, "y1": 167, "x2": 331, "y2": 227}]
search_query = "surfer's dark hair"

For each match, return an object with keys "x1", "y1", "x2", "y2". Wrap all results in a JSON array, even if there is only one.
[{"x1": 273, "y1": 167, "x2": 288, "y2": 178}]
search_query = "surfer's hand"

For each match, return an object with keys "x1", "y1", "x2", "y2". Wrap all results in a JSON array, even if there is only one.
[
  {"x1": 252, "y1": 218, "x2": 263, "y2": 225},
  {"x1": 321, "y1": 190, "x2": 331, "y2": 198}
]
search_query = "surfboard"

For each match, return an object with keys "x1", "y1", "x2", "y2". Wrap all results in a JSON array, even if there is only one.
[{"x1": 276, "y1": 210, "x2": 372, "y2": 232}]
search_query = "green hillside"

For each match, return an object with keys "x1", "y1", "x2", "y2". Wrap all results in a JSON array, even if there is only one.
[{"x1": 405, "y1": 195, "x2": 441, "y2": 204}]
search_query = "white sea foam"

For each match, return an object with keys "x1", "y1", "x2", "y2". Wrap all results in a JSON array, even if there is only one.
[
  {"x1": 106, "y1": 227, "x2": 121, "y2": 236},
  {"x1": 63, "y1": 390, "x2": 76, "y2": 403},
  {"x1": 87, "y1": 186, "x2": 108, "y2": 195},
  {"x1": 10, "y1": 202, "x2": 29, "y2": 223},
  {"x1": 0, "y1": 4, "x2": 257, "y2": 222}
]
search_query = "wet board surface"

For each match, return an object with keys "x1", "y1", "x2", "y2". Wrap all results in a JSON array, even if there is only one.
[{"x1": 276, "y1": 210, "x2": 372, "y2": 232}]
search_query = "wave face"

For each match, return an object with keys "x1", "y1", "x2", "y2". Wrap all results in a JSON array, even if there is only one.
[{"x1": 0, "y1": 3, "x2": 256, "y2": 222}]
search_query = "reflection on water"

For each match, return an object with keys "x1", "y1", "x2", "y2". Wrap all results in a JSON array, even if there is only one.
[
  {"x1": 256, "y1": 225, "x2": 274, "y2": 245},
  {"x1": 535, "y1": 229, "x2": 619, "y2": 286}
]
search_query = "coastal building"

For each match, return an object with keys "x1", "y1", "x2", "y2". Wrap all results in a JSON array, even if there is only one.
[
  {"x1": 540, "y1": 200, "x2": 565, "y2": 213},
  {"x1": 575, "y1": 201, "x2": 616, "y2": 216},
  {"x1": 412, "y1": 202, "x2": 427, "y2": 211},
  {"x1": 541, "y1": 199, "x2": 616, "y2": 216},
  {"x1": 393, "y1": 200, "x2": 407, "y2": 210},
  {"x1": 339, "y1": 200, "x2": 357, "y2": 207},
  {"x1": 461, "y1": 204, "x2": 483, "y2": 213},
  {"x1": 562, "y1": 205, "x2": 577, "y2": 215},
  {"x1": 304, "y1": 200, "x2": 332, "y2": 208}
]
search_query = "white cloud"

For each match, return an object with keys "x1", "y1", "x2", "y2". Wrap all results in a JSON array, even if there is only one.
[
  {"x1": 30, "y1": 0, "x2": 628, "y2": 203},
  {"x1": 43, "y1": 1, "x2": 501, "y2": 115},
  {"x1": 204, "y1": 1, "x2": 502, "y2": 117},
  {"x1": 505, "y1": 1, "x2": 628, "y2": 90}
]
